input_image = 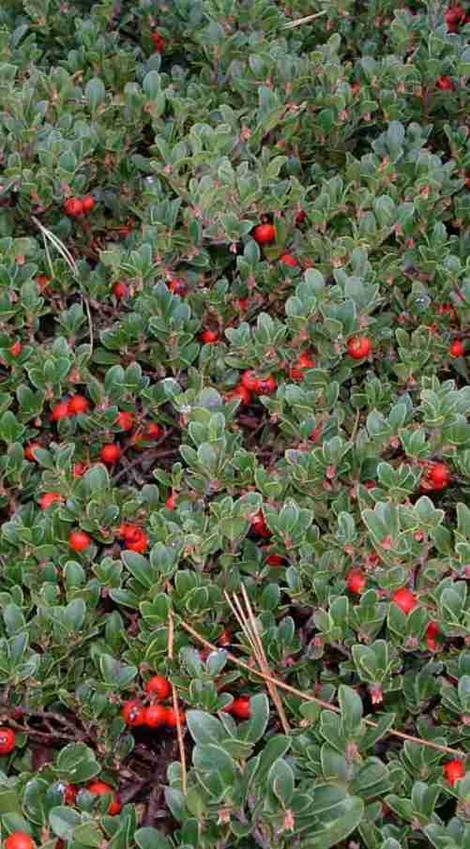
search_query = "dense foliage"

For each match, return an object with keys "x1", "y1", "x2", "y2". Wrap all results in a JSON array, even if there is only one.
[{"x1": 0, "y1": 1, "x2": 469, "y2": 848}]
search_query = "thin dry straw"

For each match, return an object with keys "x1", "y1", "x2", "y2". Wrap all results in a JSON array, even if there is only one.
[
  {"x1": 168, "y1": 610, "x2": 187, "y2": 793},
  {"x1": 282, "y1": 11, "x2": 327, "y2": 29}
]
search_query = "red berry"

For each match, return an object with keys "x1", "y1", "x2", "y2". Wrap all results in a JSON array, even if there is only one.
[
  {"x1": 0, "y1": 727, "x2": 16, "y2": 755},
  {"x1": 165, "y1": 707, "x2": 185, "y2": 728},
  {"x1": 39, "y1": 492, "x2": 63, "y2": 510},
  {"x1": 122, "y1": 699, "x2": 146, "y2": 726},
  {"x1": 69, "y1": 530, "x2": 92, "y2": 552},
  {"x1": 81, "y1": 194, "x2": 96, "y2": 214},
  {"x1": 279, "y1": 252, "x2": 298, "y2": 267},
  {"x1": 100, "y1": 443, "x2": 122, "y2": 465},
  {"x1": 51, "y1": 400, "x2": 70, "y2": 422},
  {"x1": 116, "y1": 411, "x2": 135, "y2": 431},
  {"x1": 5, "y1": 833, "x2": 35, "y2": 849},
  {"x1": 251, "y1": 509, "x2": 271, "y2": 538},
  {"x1": 257, "y1": 375, "x2": 277, "y2": 394},
  {"x1": 64, "y1": 784, "x2": 78, "y2": 805},
  {"x1": 445, "y1": 4, "x2": 465, "y2": 32},
  {"x1": 437, "y1": 75, "x2": 455, "y2": 91},
  {"x1": 9, "y1": 340, "x2": 22, "y2": 357},
  {"x1": 200, "y1": 329, "x2": 220, "y2": 343},
  {"x1": 127, "y1": 529, "x2": 149, "y2": 553},
  {"x1": 218, "y1": 628, "x2": 232, "y2": 646},
  {"x1": 290, "y1": 352, "x2": 316, "y2": 381},
  {"x1": 425, "y1": 621, "x2": 440, "y2": 651},
  {"x1": 151, "y1": 30, "x2": 165, "y2": 53},
  {"x1": 226, "y1": 384, "x2": 252, "y2": 405},
  {"x1": 166, "y1": 493, "x2": 177, "y2": 510},
  {"x1": 24, "y1": 442, "x2": 41, "y2": 462},
  {"x1": 443, "y1": 759, "x2": 465, "y2": 786},
  {"x1": 347, "y1": 335, "x2": 372, "y2": 359},
  {"x1": 108, "y1": 796, "x2": 123, "y2": 816},
  {"x1": 87, "y1": 781, "x2": 122, "y2": 815},
  {"x1": 118, "y1": 523, "x2": 149, "y2": 553},
  {"x1": 392, "y1": 587, "x2": 417, "y2": 614},
  {"x1": 36, "y1": 274, "x2": 52, "y2": 290},
  {"x1": 295, "y1": 209, "x2": 306, "y2": 224},
  {"x1": 266, "y1": 552, "x2": 284, "y2": 567},
  {"x1": 144, "y1": 704, "x2": 168, "y2": 728},
  {"x1": 227, "y1": 696, "x2": 251, "y2": 719},
  {"x1": 67, "y1": 395, "x2": 90, "y2": 415},
  {"x1": 64, "y1": 198, "x2": 83, "y2": 217},
  {"x1": 347, "y1": 568, "x2": 367, "y2": 594},
  {"x1": 241, "y1": 370, "x2": 260, "y2": 391},
  {"x1": 253, "y1": 223, "x2": 276, "y2": 244},
  {"x1": 142, "y1": 422, "x2": 162, "y2": 441},
  {"x1": 113, "y1": 281, "x2": 128, "y2": 298},
  {"x1": 168, "y1": 278, "x2": 187, "y2": 295},
  {"x1": 449, "y1": 339, "x2": 465, "y2": 357},
  {"x1": 145, "y1": 675, "x2": 172, "y2": 700},
  {"x1": 421, "y1": 461, "x2": 451, "y2": 492},
  {"x1": 72, "y1": 461, "x2": 88, "y2": 477}
]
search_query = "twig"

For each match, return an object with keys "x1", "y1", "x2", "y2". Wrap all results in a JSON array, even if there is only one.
[
  {"x1": 168, "y1": 610, "x2": 187, "y2": 793},
  {"x1": 180, "y1": 620, "x2": 467, "y2": 760},
  {"x1": 282, "y1": 11, "x2": 327, "y2": 29}
]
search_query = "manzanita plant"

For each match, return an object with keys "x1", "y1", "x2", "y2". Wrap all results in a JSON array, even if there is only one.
[{"x1": 0, "y1": 1, "x2": 469, "y2": 849}]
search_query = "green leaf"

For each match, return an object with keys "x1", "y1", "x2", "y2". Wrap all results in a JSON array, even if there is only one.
[{"x1": 134, "y1": 827, "x2": 172, "y2": 849}]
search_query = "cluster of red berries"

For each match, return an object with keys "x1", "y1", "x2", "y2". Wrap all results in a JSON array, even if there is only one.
[
  {"x1": 64, "y1": 195, "x2": 96, "y2": 217},
  {"x1": 51, "y1": 394, "x2": 90, "y2": 421},
  {"x1": 118, "y1": 522, "x2": 149, "y2": 553},
  {"x1": 62, "y1": 780, "x2": 122, "y2": 815},
  {"x1": 68, "y1": 520, "x2": 150, "y2": 554},
  {"x1": 289, "y1": 351, "x2": 316, "y2": 381},
  {"x1": 3, "y1": 777, "x2": 123, "y2": 849},
  {"x1": 122, "y1": 676, "x2": 184, "y2": 728}
]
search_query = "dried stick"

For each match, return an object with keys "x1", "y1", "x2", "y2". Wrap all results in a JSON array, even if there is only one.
[
  {"x1": 181, "y1": 620, "x2": 467, "y2": 760},
  {"x1": 168, "y1": 610, "x2": 187, "y2": 793}
]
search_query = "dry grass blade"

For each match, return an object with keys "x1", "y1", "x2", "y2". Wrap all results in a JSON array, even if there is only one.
[
  {"x1": 239, "y1": 586, "x2": 290, "y2": 734},
  {"x1": 168, "y1": 610, "x2": 187, "y2": 793},
  {"x1": 282, "y1": 11, "x2": 327, "y2": 29},
  {"x1": 225, "y1": 590, "x2": 290, "y2": 734},
  {"x1": 31, "y1": 215, "x2": 94, "y2": 353},
  {"x1": 181, "y1": 620, "x2": 467, "y2": 759}
]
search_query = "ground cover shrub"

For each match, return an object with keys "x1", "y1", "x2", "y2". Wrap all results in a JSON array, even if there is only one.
[{"x1": 0, "y1": 1, "x2": 469, "y2": 847}]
